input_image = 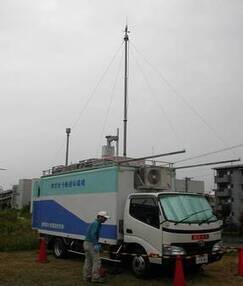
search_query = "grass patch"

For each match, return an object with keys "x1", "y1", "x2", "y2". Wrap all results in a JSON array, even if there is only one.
[
  {"x1": 0, "y1": 209, "x2": 38, "y2": 252},
  {"x1": 0, "y1": 251, "x2": 243, "y2": 286}
]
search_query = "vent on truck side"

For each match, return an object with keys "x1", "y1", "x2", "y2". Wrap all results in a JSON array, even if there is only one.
[{"x1": 134, "y1": 166, "x2": 172, "y2": 191}]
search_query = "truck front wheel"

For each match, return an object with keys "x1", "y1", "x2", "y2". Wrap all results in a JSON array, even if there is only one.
[
  {"x1": 53, "y1": 238, "x2": 67, "y2": 258},
  {"x1": 131, "y1": 250, "x2": 150, "y2": 278}
]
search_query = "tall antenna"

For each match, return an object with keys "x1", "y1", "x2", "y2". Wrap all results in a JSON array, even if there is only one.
[{"x1": 123, "y1": 25, "x2": 129, "y2": 157}]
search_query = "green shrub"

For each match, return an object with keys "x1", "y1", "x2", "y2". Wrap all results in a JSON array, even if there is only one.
[
  {"x1": 19, "y1": 204, "x2": 31, "y2": 218},
  {"x1": 0, "y1": 209, "x2": 38, "y2": 251},
  {"x1": 0, "y1": 209, "x2": 18, "y2": 222}
]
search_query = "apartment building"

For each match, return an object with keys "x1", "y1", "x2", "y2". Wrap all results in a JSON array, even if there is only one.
[
  {"x1": 213, "y1": 164, "x2": 243, "y2": 227},
  {"x1": 15, "y1": 179, "x2": 33, "y2": 209}
]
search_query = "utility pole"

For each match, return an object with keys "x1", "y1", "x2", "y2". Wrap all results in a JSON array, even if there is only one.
[
  {"x1": 116, "y1": 128, "x2": 119, "y2": 156},
  {"x1": 184, "y1": 177, "x2": 193, "y2": 192},
  {"x1": 123, "y1": 25, "x2": 129, "y2": 157},
  {"x1": 65, "y1": 128, "x2": 71, "y2": 166}
]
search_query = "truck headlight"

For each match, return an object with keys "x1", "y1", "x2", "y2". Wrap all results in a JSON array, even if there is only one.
[
  {"x1": 212, "y1": 241, "x2": 224, "y2": 252},
  {"x1": 163, "y1": 245, "x2": 186, "y2": 256}
]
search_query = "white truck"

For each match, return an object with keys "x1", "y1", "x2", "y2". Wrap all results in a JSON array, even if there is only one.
[{"x1": 32, "y1": 159, "x2": 224, "y2": 277}]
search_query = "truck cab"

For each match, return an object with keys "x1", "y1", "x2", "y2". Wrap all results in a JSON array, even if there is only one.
[{"x1": 123, "y1": 192, "x2": 224, "y2": 276}]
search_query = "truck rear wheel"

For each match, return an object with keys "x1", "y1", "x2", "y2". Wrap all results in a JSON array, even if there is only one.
[{"x1": 53, "y1": 238, "x2": 67, "y2": 258}]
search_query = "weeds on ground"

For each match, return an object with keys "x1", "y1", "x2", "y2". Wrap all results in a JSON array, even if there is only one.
[{"x1": 0, "y1": 209, "x2": 38, "y2": 251}]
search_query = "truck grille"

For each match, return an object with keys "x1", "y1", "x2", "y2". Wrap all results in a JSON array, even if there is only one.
[{"x1": 172, "y1": 241, "x2": 218, "y2": 256}]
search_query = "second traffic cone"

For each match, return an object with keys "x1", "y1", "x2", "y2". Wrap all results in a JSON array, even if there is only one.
[
  {"x1": 173, "y1": 255, "x2": 186, "y2": 286},
  {"x1": 238, "y1": 247, "x2": 243, "y2": 276},
  {"x1": 37, "y1": 238, "x2": 48, "y2": 263}
]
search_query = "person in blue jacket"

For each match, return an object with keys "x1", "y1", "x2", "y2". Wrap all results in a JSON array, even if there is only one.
[{"x1": 83, "y1": 211, "x2": 110, "y2": 283}]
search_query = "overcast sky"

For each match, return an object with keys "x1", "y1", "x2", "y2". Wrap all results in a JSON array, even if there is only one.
[{"x1": 0, "y1": 0, "x2": 243, "y2": 190}]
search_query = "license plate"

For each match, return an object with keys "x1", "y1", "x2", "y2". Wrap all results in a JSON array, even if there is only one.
[
  {"x1": 192, "y1": 234, "x2": 209, "y2": 240},
  {"x1": 195, "y1": 254, "x2": 208, "y2": 264}
]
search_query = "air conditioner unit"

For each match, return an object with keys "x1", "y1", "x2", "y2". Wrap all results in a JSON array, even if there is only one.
[{"x1": 134, "y1": 166, "x2": 173, "y2": 190}]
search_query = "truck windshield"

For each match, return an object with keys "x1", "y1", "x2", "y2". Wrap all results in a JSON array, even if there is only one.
[{"x1": 159, "y1": 194, "x2": 217, "y2": 224}]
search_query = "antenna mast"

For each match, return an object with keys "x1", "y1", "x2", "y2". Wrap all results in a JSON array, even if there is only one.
[{"x1": 123, "y1": 25, "x2": 129, "y2": 157}]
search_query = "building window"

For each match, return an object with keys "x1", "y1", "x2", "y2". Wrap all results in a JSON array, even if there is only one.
[{"x1": 218, "y1": 170, "x2": 225, "y2": 178}]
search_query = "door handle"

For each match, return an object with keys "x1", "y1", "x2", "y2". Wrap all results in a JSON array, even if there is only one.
[{"x1": 126, "y1": 228, "x2": 133, "y2": 234}]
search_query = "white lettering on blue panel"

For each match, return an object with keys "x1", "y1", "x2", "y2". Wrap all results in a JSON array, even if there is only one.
[{"x1": 41, "y1": 222, "x2": 64, "y2": 230}]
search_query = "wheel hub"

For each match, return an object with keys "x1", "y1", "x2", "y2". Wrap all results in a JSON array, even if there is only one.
[{"x1": 132, "y1": 255, "x2": 146, "y2": 274}]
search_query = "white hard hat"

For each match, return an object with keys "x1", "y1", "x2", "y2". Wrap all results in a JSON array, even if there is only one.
[{"x1": 97, "y1": 211, "x2": 110, "y2": 219}]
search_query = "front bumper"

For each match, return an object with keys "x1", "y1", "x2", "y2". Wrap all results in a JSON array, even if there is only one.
[{"x1": 162, "y1": 251, "x2": 224, "y2": 266}]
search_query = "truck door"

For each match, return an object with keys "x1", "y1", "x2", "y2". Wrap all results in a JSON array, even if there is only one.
[{"x1": 124, "y1": 195, "x2": 162, "y2": 255}]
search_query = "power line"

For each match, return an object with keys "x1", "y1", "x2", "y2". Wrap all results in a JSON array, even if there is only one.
[
  {"x1": 50, "y1": 41, "x2": 124, "y2": 165},
  {"x1": 174, "y1": 158, "x2": 240, "y2": 170},
  {"x1": 71, "y1": 41, "x2": 124, "y2": 131},
  {"x1": 174, "y1": 143, "x2": 243, "y2": 164},
  {"x1": 96, "y1": 50, "x2": 124, "y2": 156},
  {"x1": 130, "y1": 46, "x2": 184, "y2": 148},
  {"x1": 130, "y1": 41, "x2": 232, "y2": 151}
]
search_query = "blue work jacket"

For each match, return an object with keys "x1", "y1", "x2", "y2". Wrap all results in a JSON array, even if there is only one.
[{"x1": 85, "y1": 219, "x2": 102, "y2": 245}]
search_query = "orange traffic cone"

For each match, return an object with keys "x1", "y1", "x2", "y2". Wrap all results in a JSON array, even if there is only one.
[
  {"x1": 37, "y1": 238, "x2": 48, "y2": 263},
  {"x1": 99, "y1": 266, "x2": 108, "y2": 278},
  {"x1": 238, "y1": 247, "x2": 243, "y2": 276},
  {"x1": 173, "y1": 255, "x2": 186, "y2": 286}
]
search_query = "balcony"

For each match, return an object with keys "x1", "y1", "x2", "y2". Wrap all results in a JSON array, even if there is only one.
[
  {"x1": 215, "y1": 175, "x2": 231, "y2": 184},
  {"x1": 215, "y1": 188, "x2": 232, "y2": 198},
  {"x1": 214, "y1": 205, "x2": 222, "y2": 211},
  {"x1": 240, "y1": 192, "x2": 243, "y2": 200}
]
